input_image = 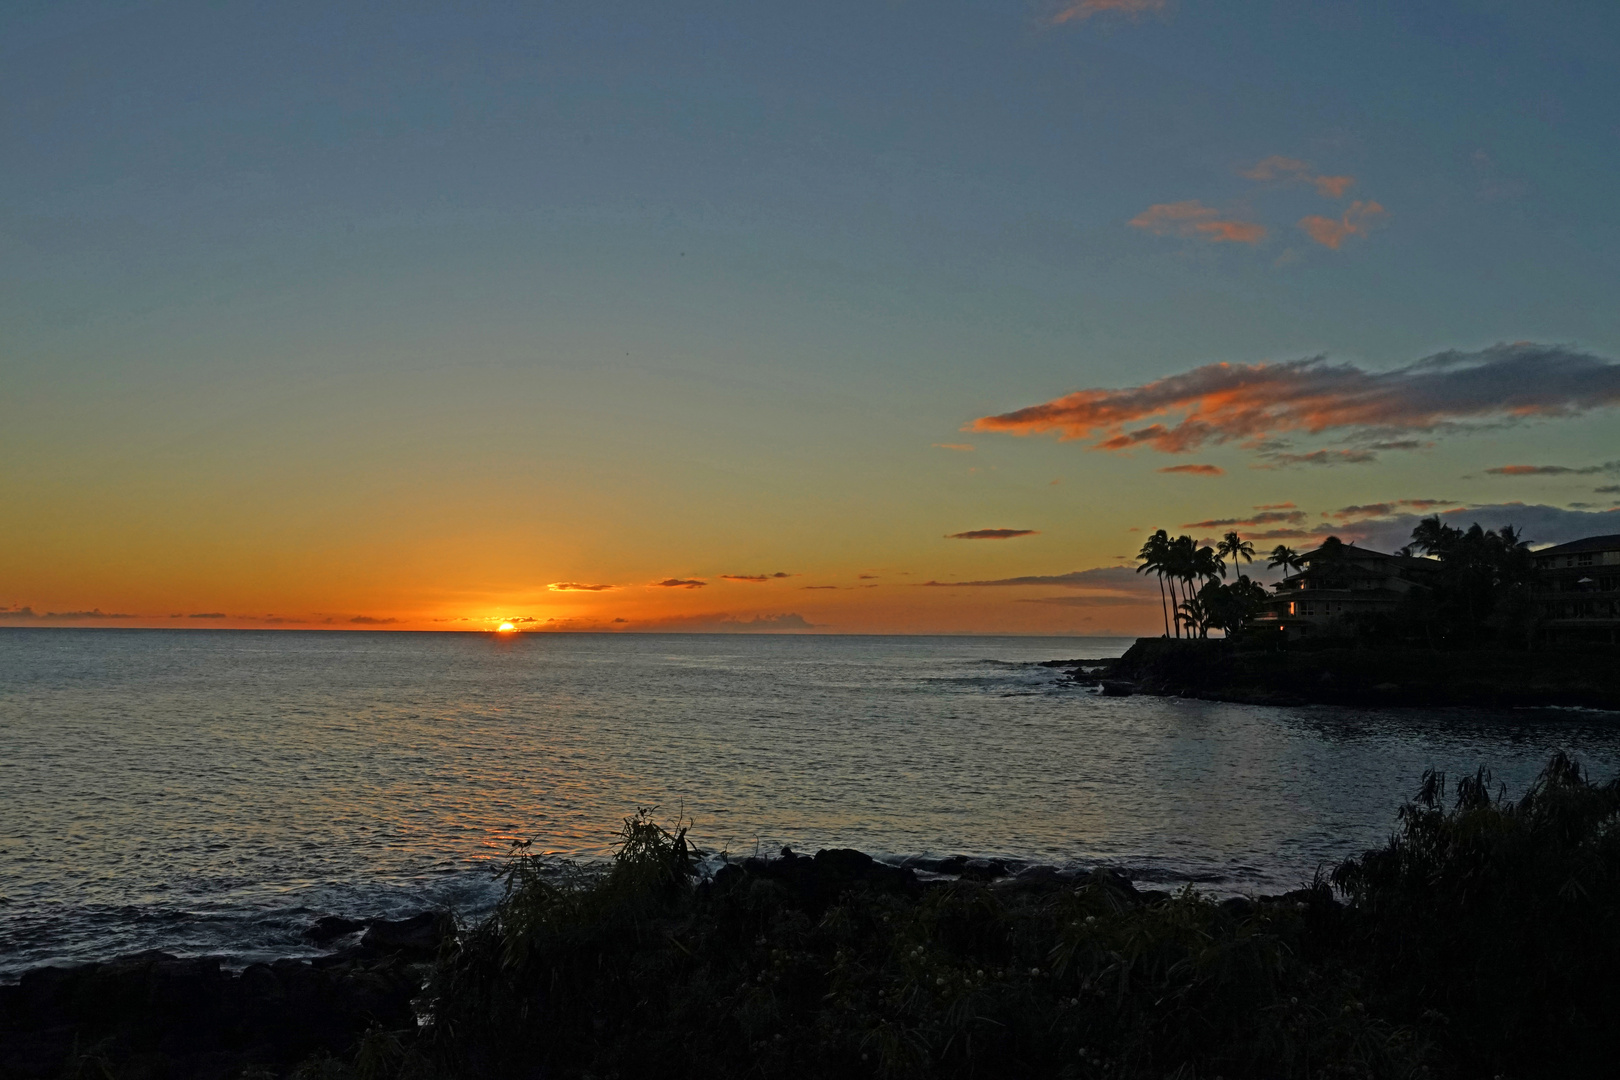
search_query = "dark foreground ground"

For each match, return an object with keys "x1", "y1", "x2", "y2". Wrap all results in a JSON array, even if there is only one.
[
  {"x1": 5, "y1": 754, "x2": 1619, "y2": 1080},
  {"x1": 1061, "y1": 638, "x2": 1620, "y2": 710}
]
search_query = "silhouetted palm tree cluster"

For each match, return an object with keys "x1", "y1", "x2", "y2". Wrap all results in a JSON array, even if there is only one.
[
  {"x1": 1399, "y1": 516, "x2": 1534, "y2": 644},
  {"x1": 1267, "y1": 544, "x2": 1304, "y2": 580},
  {"x1": 1135, "y1": 530, "x2": 1267, "y2": 639}
]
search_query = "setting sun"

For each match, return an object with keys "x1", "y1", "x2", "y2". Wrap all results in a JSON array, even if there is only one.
[{"x1": 497, "y1": 623, "x2": 516, "y2": 632}]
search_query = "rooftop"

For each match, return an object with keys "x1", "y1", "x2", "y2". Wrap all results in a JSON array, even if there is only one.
[
  {"x1": 1300, "y1": 543, "x2": 1437, "y2": 572},
  {"x1": 1535, "y1": 534, "x2": 1620, "y2": 558}
]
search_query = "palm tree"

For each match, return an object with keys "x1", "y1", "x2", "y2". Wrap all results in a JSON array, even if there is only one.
[
  {"x1": 1177, "y1": 594, "x2": 1212, "y2": 639},
  {"x1": 1165, "y1": 535, "x2": 1200, "y2": 638},
  {"x1": 1217, "y1": 531, "x2": 1257, "y2": 583},
  {"x1": 1268, "y1": 544, "x2": 1304, "y2": 581},
  {"x1": 1410, "y1": 515, "x2": 1460, "y2": 558},
  {"x1": 1193, "y1": 544, "x2": 1226, "y2": 587},
  {"x1": 1135, "y1": 529, "x2": 1173, "y2": 638}
]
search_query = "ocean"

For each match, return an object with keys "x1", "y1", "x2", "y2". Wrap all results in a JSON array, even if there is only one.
[{"x1": 3, "y1": 628, "x2": 1617, "y2": 978}]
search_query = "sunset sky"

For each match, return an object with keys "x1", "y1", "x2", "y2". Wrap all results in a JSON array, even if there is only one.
[{"x1": 4, "y1": 0, "x2": 1620, "y2": 634}]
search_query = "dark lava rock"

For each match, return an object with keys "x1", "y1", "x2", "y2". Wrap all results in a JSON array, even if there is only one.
[
  {"x1": 0, "y1": 936, "x2": 430, "y2": 1079},
  {"x1": 1080, "y1": 868, "x2": 1144, "y2": 903},
  {"x1": 360, "y1": 911, "x2": 451, "y2": 955},
  {"x1": 723, "y1": 847, "x2": 920, "y2": 912},
  {"x1": 304, "y1": 915, "x2": 367, "y2": 944},
  {"x1": 958, "y1": 859, "x2": 1009, "y2": 882},
  {"x1": 899, "y1": 854, "x2": 968, "y2": 876}
]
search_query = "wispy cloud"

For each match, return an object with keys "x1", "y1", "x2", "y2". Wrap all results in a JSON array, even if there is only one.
[
  {"x1": 1324, "y1": 499, "x2": 1458, "y2": 522},
  {"x1": 550, "y1": 582, "x2": 615, "y2": 591},
  {"x1": 1333, "y1": 503, "x2": 1620, "y2": 553},
  {"x1": 1242, "y1": 527, "x2": 1325, "y2": 541},
  {"x1": 920, "y1": 566, "x2": 1151, "y2": 594},
  {"x1": 1299, "y1": 200, "x2": 1386, "y2": 249},
  {"x1": 932, "y1": 443, "x2": 975, "y2": 451},
  {"x1": 622, "y1": 612, "x2": 819, "y2": 633},
  {"x1": 971, "y1": 343, "x2": 1620, "y2": 465},
  {"x1": 0, "y1": 606, "x2": 138, "y2": 620},
  {"x1": 650, "y1": 578, "x2": 707, "y2": 589},
  {"x1": 1485, "y1": 461, "x2": 1620, "y2": 476},
  {"x1": 1129, "y1": 201, "x2": 1266, "y2": 244},
  {"x1": 1051, "y1": 0, "x2": 1165, "y2": 25},
  {"x1": 1241, "y1": 155, "x2": 1355, "y2": 199},
  {"x1": 946, "y1": 528, "x2": 1039, "y2": 540},
  {"x1": 350, "y1": 615, "x2": 398, "y2": 625},
  {"x1": 1258, "y1": 449, "x2": 1378, "y2": 468},
  {"x1": 1597, "y1": 485, "x2": 1620, "y2": 495},
  {"x1": 1015, "y1": 594, "x2": 1150, "y2": 607},
  {"x1": 1157, "y1": 463, "x2": 1223, "y2": 476},
  {"x1": 922, "y1": 566, "x2": 1159, "y2": 610},
  {"x1": 720, "y1": 572, "x2": 794, "y2": 582},
  {"x1": 189, "y1": 612, "x2": 226, "y2": 619},
  {"x1": 1182, "y1": 509, "x2": 1309, "y2": 529}
]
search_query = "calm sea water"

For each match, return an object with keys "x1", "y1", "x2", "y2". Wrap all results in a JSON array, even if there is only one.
[{"x1": 3, "y1": 628, "x2": 1618, "y2": 978}]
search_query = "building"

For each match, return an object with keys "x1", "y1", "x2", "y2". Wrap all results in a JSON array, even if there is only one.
[
  {"x1": 1256, "y1": 541, "x2": 1439, "y2": 639},
  {"x1": 1532, "y1": 534, "x2": 1620, "y2": 644}
]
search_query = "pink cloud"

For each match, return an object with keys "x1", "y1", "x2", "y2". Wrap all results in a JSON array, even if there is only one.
[
  {"x1": 1052, "y1": 0, "x2": 1165, "y2": 24},
  {"x1": 1300, "y1": 200, "x2": 1386, "y2": 249},
  {"x1": 1485, "y1": 461, "x2": 1619, "y2": 476},
  {"x1": 1241, "y1": 155, "x2": 1355, "y2": 199},
  {"x1": 970, "y1": 343, "x2": 1620, "y2": 463},
  {"x1": 1313, "y1": 175, "x2": 1355, "y2": 198},
  {"x1": 946, "y1": 528, "x2": 1039, "y2": 540},
  {"x1": 1182, "y1": 509, "x2": 1309, "y2": 529},
  {"x1": 1322, "y1": 499, "x2": 1460, "y2": 523},
  {"x1": 1157, "y1": 463, "x2": 1224, "y2": 476},
  {"x1": 1129, "y1": 201, "x2": 1266, "y2": 244}
]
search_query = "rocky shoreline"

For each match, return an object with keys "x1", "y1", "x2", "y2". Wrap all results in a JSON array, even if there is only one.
[
  {"x1": 1048, "y1": 638, "x2": 1620, "y2": 710},
  {"x1": 7, "y1": 752, "x2": 1620, "y2": 1080},
  {"x1": 0, "y1": 858, "x2": 1302, "y2": 1080},
  {"x1": 0, "y1": 913, "x2": 450, "y2": 1080}
]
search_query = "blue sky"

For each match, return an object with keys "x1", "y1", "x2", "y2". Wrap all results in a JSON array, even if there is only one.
[{"x1": 4, "y1": 0, "x2": 1618, "y2": 631}]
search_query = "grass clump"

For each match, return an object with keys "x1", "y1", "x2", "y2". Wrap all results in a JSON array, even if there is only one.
[
  {"x1": 335, "y1": 756, "x2": 1620, "y2": 1079},
  {"x1": 1331, "y1": 752, "x2": 1620, "y2": 1077}
]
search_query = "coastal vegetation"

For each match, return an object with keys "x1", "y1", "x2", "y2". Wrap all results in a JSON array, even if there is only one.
[
  {"x1": 1137, "y1": 517, "x2": 1550, "y2": 650},
  {"x1": 12, "y1": 757, "x2": 1613, "y2": 1079},
  {"x1": 1106, "y1": 516, "x2": 1618, "y2": 707},
  {"x1": 15, "y1": 757, "x2": 1620, "y2": 1080},
  {"x1": 372, "y1": 756, "x2": 1620, "y2": 1078},
  {"x1": 1134, "y1": 529, "x2": 1267, "y2": 640}
]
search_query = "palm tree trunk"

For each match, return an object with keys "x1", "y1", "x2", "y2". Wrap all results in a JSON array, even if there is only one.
[{"x1": 1156, "y1": 574, "x2": 1170, "y2": 637}]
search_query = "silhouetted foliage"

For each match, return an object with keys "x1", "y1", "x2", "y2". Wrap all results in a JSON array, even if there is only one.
[
  {"x1": 1401, "y1": 517, "x2": 1533, "y2": 646},
  {"x1": 309, "y1": 755, "x2": 1620, "y2": 1080},
  {"x1": 1331, "y1": 752, "x2": 1620, "y2": 1077}
]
